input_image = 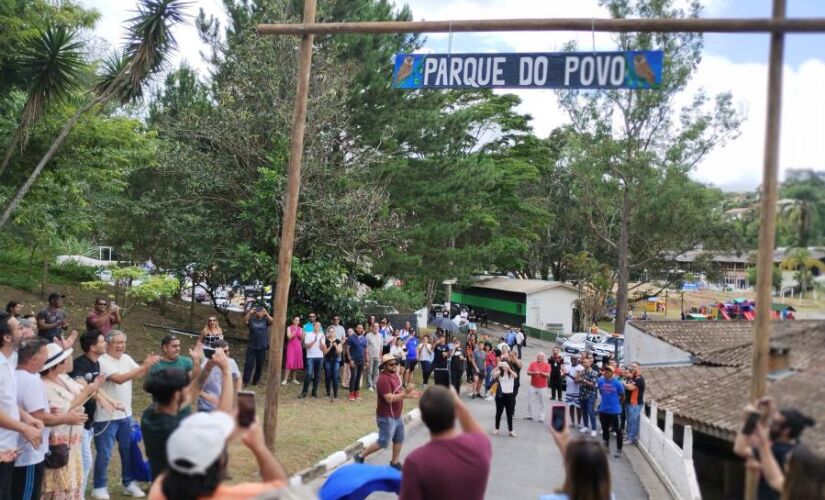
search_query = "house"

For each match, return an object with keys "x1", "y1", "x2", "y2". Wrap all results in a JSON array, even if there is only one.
[
  {"x1": 451, "y1": 278, "x2": 580, "y2": 333},
  {"x1": 626, "y1": 320, "x2": 825, "y2": 499}
]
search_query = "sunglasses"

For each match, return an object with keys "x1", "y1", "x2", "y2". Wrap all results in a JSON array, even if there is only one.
[
  {"x1": 97, "y1": 302, "x2": 107, "y2": 306},
  {"x1": 386, "y1": 362, "x2": 397, "y2": 367}
]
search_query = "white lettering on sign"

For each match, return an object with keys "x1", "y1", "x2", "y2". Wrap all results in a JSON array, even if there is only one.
[
  {"x1": 519, "y1": 57, "x2": 532, "y2": 86},
  {"x1": 492, "y1": 57, "x2": 506, "y2": 85},
  {"x1": 434, "y1": 57, "x2": 448, "y2": 86},
  {"x1": 610, "y1": 56, "x2": 625, "y2": 85},
  {"x1": 534, "y1": 56, "x2": 548, "y2": 85},
  {"x1": 476, "y1": 58, "x2": 491, "y2": 85},
  {"x1": 463, "y1": 57, "x2": 478, "y2": 87},
  {"x1": 449, "y1": 57, "x2": 462, "y2": 86},
  {"x1": 580, "y1": 56, "x2": 595, "y2": 86},
  {"x1": 424, "y1": 58, "x2": 438, "y2": 86},
  {"x1": 564, "y1": 57, "x2": 579, "y2": 86}
]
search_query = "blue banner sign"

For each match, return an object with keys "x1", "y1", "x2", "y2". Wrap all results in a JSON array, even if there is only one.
[{"x1": 392, "y1": 50, "x2": 663, "y2": 90}]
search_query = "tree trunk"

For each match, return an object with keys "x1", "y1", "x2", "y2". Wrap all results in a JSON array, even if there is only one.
[
  {"x1": 0, "y1": 95, "x2": 104, "y2": 229},
  {"x1": 0, "y1": 128, "x2": 21, "y2": 180},
  {"x1": 615, "y1": 187, "x2": 631, "y2": 336},
  {"x1": 40, "y1": 254, "x2": 48, "y2": 299},
  {"x1": 188, "y1": 278, "x2": 196, "y2": 330}
]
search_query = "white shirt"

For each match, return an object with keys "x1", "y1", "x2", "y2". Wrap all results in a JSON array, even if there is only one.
[
  {"x1": 0, "y1": 352, "x2": 20, "y2": 450},
  {"x1": 418, "y1": 343, "x2": 434, "y2": 363},
  {"x1": 365, "y1": 332, "x2": 383, "y2": 358},
  {"x1": 14, "y1": 370, "x2": 49, "y2": 466},
  {"x1": 390, "y1": 344, "x2": 405, "y2": 358},
  {"x1": 97, "y1": 353, "x2": 139, "y2": 421},
  {"x1": 497, "y1": 372, "x2": 516, "y2": 394},
  {"x1": 565, "y1": 364, "x2": 584, "y2": 395},
  {"x1": 304, "y1": 332, "x2": 325, "y2": 359}
]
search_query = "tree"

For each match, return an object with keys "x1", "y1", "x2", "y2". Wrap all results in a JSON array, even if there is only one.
[
  {"x1": 0, "y1": 25, "x2": 86, "y2": 178},
  {"x1": 780, "y1": 247, "x2": 825, "y2": 298},
  {"x1": 779, "y1": 181, "x2": 825, "y2": 247},
  {"x1": 746, "y1": 265, "x2": 782, "y2": 295},
  {"x1": 556, "y1": 0, "x2": 742, "y2": 335},
  {"x1": 0, "y1": 0, "x2": 186, "y2": 228}
]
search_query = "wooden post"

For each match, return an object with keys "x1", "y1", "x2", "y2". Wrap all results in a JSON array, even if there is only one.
[
  {"x1": 258, "y1": 17, "x2": 825, "y2": 35},
  {"x1": 747, "y1": 0, "x2": 786, "y2": 498},
  {"x1": 262, "y1": 0, "x2": 317, "y2": 451}
]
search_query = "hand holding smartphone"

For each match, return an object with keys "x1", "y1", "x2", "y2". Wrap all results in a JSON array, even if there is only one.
[
  {"x1": 551, "y1": 404, "x2": 567, "y2": 432},
  {"x1": 237, "y1": 391, "x2": 256, "y2": 428}
]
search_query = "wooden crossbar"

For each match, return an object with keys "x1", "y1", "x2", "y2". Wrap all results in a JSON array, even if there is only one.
[{"x1": 258, "y1": 17, "x2": 825, "y2": 35}]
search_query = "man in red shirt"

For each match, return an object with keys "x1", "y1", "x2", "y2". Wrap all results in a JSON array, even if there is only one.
[
  {"x1": 526, "y1": 352, "x2": 551, "y2": 422},
  {"x1": 354, "y1": 354, "x2": 420, "y2": 469},
  {"x1": 400, "y1": 386, "x2": 491, "y2": 500},
  {"x1": 85, "y1": 297, "x2": 121, "y2": 335}
]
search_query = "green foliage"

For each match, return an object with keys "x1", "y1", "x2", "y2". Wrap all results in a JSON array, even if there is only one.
[
  {"x1": 128, "y1": 274, "x2": 179, "y2": 305},
  {"x1": 0, "y1": 246, "x2": 95, "y2": 290},
  {"x1": 289, "y1": 258, "x2": 360, "y2": 324},
  {"x1": 365, "y1": 284, "x2": 424, "y2": 314},
  {"x1": 780, "y1": 247, "x2": 825, "y2": 296},
  {"x1": 746, "y1": 266, "x2": 782, "y2": 294}
]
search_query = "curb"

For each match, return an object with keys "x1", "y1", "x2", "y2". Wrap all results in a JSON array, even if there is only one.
[{"x1": 289, "y1": 408, "x2": 422, "y2": 487}]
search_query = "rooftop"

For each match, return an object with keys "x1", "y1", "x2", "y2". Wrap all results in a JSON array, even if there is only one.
[
  {"x1": 636, "y1": 320, "x2": 825, "y2": 453},
  {"x1": 472, "y1": 277, "x2": 578, "y2": 295}
]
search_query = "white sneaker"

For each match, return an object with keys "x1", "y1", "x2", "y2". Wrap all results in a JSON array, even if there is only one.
[
  {"x1": 368, "y1": 387, "x2": 375, "y2": 392},
  {"x1": 579, "y1": 425, "x2": 588, "y2": 432},
  {"x1": 281, "y1": 380, "x2": 287, "y2": 385},
  {"x1": 91, "y1": 488, "x2": 111, "y2": 500},
  {"x1": 591, "y1": 430, "x2": 598, "y2": 437},
  {"x1": 292, "y1": 379, "x2": 301, "y2": 385},
  {"x1": 124, "y1": 482, "x2": 146, "y2": 497},
  {"x1": 485, "y1": 395, "x2": 494, "y2": 401}
]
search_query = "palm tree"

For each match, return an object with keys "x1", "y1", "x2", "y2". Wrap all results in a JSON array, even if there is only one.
[
  {"x1": 0, "y1": 0, "x2": 186, "y2": 228},
  {"x1": 780, "y1": 247, "x2": 825, "y2": 299},
  {"x1": 0, "y1": 25, "x2": 86, "y2": 178}
]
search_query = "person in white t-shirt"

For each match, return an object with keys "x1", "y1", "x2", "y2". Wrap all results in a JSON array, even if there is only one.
[
  {"x1": 299, "y1": 322, "x2": 326, "y2": 399},
  {"x1": 0, "y1": 313, "x2": 44, "y2": 500},
  {"x1": 92, "y1": 330, "x2": 159, "y2": 499},
  {"x1": 563, "y1": 356, "x2": 584, "y2": 431}
]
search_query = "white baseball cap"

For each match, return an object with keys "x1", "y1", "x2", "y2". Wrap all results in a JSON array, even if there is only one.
[{"x1": 166, "y1": 411, "x2": 235, "y2": 475}]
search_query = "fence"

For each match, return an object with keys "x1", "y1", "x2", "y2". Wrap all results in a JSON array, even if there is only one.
[
  {"x1": 521, "y1": 323, "x2": 564, "y2": 343},
  {"x1": 638, "y1": 402, "x2": 702, "y2": 500}
]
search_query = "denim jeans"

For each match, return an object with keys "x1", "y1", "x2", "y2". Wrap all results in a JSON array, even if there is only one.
[
  {"x1": 580, "y1": 393, "x2": 598, "y2": 431},
  {"x1": 349, "y1": 361, "x2": 364, "y2": 393},
  {"x1": 484, "y1": 365, "x2": 494, "y2": 391},
  {"x1": 93, "y1": 416, "x2": 134, "y2": 489},
  {"x1": 81, "y1": 427, "x2": 93, "y2": 495},
  {"x1": 302, "y1": 357, "x2": 323, "y2": 396},
  {"x1": 324, "y1": 358, "x2": 340, "y2": 397},
  {"x1": 627, "y1": 403, "x2": 642, "y2": 442}
]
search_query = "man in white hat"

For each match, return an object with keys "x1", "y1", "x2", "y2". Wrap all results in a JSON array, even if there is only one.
[
  {"x1": 147, "y1": 411, "x2": 288, "y2": 499},
  {"x1": 353, "y1": 353, "x2": 421, "y2": 470}
]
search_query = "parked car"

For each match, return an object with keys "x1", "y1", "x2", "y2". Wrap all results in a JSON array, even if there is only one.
[
  {"x1": 591, "y1": 335, "x2": 624, "y2": 360},
  {"x1": 562, "y1": 333, "x2": 589, "y2": 356},
  {"x1": 585, "y1": 333, "x2": 607, "y2": 352}
]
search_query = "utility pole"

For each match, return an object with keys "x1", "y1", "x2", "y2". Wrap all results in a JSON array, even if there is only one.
[{"x1": 261, "y1": 0, "x2": 317, "y2": 450}]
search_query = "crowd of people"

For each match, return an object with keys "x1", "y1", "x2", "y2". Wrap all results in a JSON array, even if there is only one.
[{"x1": 2, "y1": 294, "x2": 823, "y2": 500}]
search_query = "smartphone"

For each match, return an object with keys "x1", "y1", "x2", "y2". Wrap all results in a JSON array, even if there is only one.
[
  {"x1": 203, "y1": 347, "x2": 215, "y2": 359},
  {"x1": 551, "y1": 405, "x2": 566, "y2": 432},
  {"x1": 237, "y1": 391, "x2": 256, "y2": 428},
  {"x1": 742, "y1": 410, "x2": 761, "y2": 435}
]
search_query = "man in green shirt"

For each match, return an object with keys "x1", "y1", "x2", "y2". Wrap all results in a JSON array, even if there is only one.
[
  {"x1": 141, "y1": 348, "x2": 233, "y2": 479},
  {"x1": 150, "y1": 335, "x2": 197, "y2": 377}
]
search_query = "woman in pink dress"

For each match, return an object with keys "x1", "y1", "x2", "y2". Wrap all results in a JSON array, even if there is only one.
[{"x1": 283, "y1": 315, "x2": 304, "y2": 385}]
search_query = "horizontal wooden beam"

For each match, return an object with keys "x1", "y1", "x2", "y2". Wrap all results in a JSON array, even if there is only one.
[{"x1": 258, "y1": 17, "x2": 825, "y2": 36}]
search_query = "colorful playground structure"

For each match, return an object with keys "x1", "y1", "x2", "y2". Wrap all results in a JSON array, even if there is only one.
[{"x1": 688, "y1": 298, "x2": 796, "y2": 321}]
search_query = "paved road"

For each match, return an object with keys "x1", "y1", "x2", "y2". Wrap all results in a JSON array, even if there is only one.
[{"x1": 313, "y1": 329, "x2": 667, "y2": 499}]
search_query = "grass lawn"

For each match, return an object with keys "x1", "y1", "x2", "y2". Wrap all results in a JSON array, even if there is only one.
[{"x1": 0, "y1": 283, "x2": 419, "y2": 499}]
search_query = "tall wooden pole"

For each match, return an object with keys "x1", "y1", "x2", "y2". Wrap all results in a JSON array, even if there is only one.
[
  {"x1": 747, "y1": 0, "x2": 785, "y2": 498},
  {"x1": 262, "y1": 0, "x2": 317, "y2": 451}
]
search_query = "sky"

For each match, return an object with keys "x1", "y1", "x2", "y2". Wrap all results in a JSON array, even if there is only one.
[{"x1": 79, "y1": 0, "x2": 825, "y2": 192}]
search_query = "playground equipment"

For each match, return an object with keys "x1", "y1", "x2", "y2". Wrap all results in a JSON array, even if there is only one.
[{"x1": 688, "y1": 298, "x2": 795, "y2": 321}]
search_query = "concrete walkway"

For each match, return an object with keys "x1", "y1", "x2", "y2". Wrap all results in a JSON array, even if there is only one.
[{"x1": 312, "y1": 330, "x2": 670, "y2": 499}]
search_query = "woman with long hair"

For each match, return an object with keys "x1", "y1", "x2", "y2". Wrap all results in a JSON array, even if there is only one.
[
  {"x1": 282, "y1": 316, "x2": 304, "y2": 385},
  {"x1": 198, "y1": 317, "x2": 223, "y2": 348},
  {"x1": 544, "y1": 412, "x2": 613, "y2": 500},
  {"x1": 491, "y1": 361, "x2": 518, "y2": 437}
]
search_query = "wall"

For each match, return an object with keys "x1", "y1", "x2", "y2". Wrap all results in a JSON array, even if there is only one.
[
  {"x1": 639, "y1": 403, "x2": 703, "y2": 500},
  {"x1": 625, "y1": 323, "x2": 693, "y2": 366},
  {"x1": 528, "y1": 286, "x2": 579, "y2": 333},
  {"x1": 451, "y1": 288, "x2": 526, "y2": 326}
]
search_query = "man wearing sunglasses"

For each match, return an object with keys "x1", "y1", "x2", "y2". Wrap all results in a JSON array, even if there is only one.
[
  {"x1": 354, "y1": 354, "x2": 421, "y2": 470},
  {"x1": 86, "y1": 298, "x2": 121, "y2": 336}
]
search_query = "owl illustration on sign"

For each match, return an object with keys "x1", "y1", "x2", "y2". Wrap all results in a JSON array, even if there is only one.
[
  {"x1": 633, "y1": 54, "x2": 656, "y2": 87},
  {"x1": 395, "y1": 56, "x2": 414, "y2": 84}
]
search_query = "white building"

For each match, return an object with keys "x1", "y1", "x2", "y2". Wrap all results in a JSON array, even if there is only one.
[{"x1": 452, "y1": 278, "x2": 581, "y2": 333}]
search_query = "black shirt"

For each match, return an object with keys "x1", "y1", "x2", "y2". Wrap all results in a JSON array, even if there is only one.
[
  {"x1": 433, "y1": 344, "x2": 450, "y2": 369},
  {"x1": 247, "y1": 316, "x2": 270, "y2": 350},
  {"x1": 69, "y1": 354, "x2": 99, "y2": 430},
  {"x1": 325, "y1": 339, "x2": 342, "y2": 361},
  {"x1": 628, "y1": 374, "x2": 646, "y2": 405},
  {"x1": 141, "y1": 404, "x2": 192, "y2": 479},
  {"x1": 549, "y1": 355, "x2": 564, "y2": 377},
  {"x1": 757, "y1": 442, "x2": 795, "y2": 500}
]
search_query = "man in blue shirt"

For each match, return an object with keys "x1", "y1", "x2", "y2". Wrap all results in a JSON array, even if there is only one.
[
  {"x1": 242, "y1": 305, "x2": 272, "y2": 387},
  {"x1": 597, "y1": 365, "x2": 625, "y2": 457},
  {"x1": 505, "y1": 328, "x2": 517, "y2": 349},
  {"x1": 345, "y1": 324, "x2": 368, "y2": 401},
  {"x1": 403, "y1": 333, "x2": 419, "y2": 387}
]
